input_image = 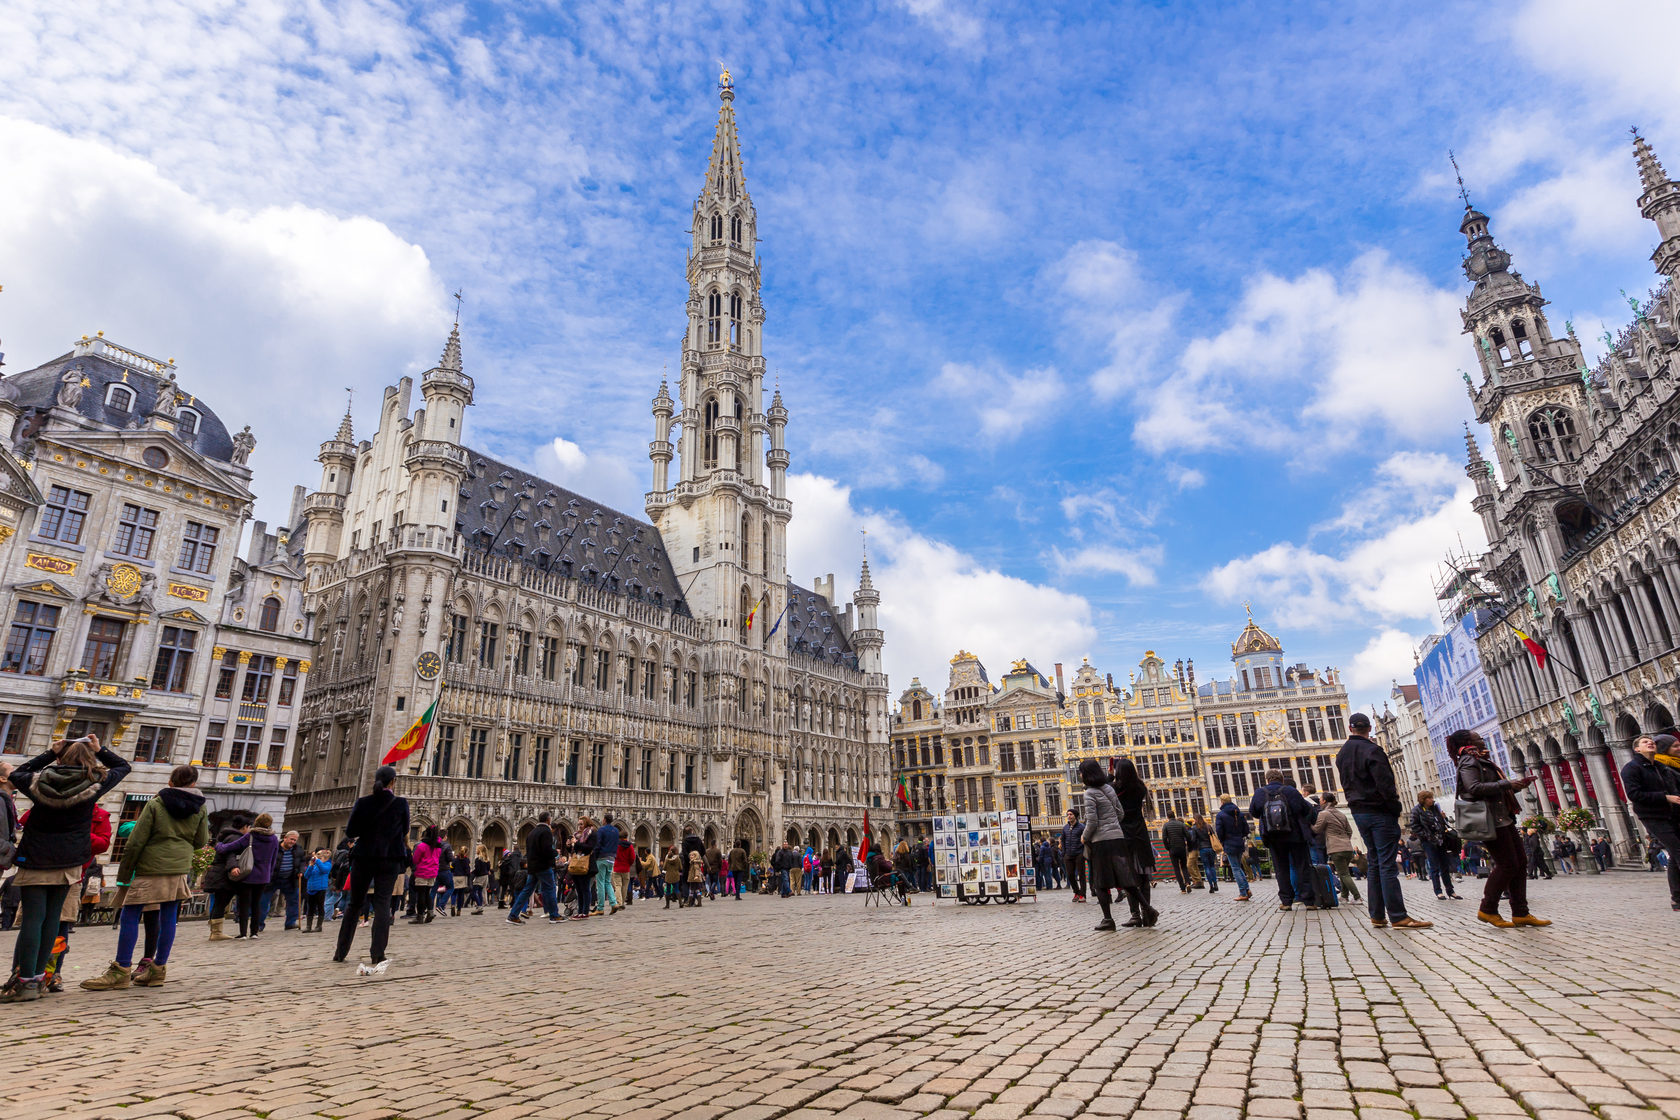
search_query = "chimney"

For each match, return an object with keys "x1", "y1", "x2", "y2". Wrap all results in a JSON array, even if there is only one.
[
  {"x1": 1054, "y1": 662, "x2": 1065, "y2": 695},
  {"x1": 247, "y1": 520, "x2": 267, "y2": 564},
  {"x1": 1187, "y1": 659, "x2": 1196, "y2": 689},
  {"x1": 1105, "y1": 673, "x2": 1113, "y2": 690},
  {"x1": 287, "y1": 484, "x2": 307, "y2": 532}
]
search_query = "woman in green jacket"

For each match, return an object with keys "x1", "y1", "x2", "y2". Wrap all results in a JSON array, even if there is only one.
[{"x1": 82, "y1": 765, "x2": 209, "y2": 991}]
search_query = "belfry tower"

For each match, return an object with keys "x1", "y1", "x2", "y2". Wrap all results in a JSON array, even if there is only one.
[{"x1": 647, "y1": 71, "x2": 789, "y2": 650}]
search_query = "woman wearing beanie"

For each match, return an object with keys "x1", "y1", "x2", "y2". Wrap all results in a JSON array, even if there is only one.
[{"x1": 83, "y1": 765, "x2": 208, "y2": 991}]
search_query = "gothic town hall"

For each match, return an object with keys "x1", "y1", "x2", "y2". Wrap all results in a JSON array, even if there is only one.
[{"x1": 284, "y1": 76, "x2": 892, "y2": 859}]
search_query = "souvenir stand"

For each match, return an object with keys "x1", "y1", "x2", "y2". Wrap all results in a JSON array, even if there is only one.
[{"x1": 932, "y1": 809, "x2": 1039, "y2": 905}]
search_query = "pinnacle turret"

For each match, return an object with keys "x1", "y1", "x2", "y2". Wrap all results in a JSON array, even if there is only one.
[
  {"x1": 1632, "y1": 127, "x2": 1680, "y2": 280},
  {"x1": 1464, "y1": 423, "x2": 1484, "y2": 469},
  {"x1": 438, "y1": 323, "x2": 462, "y2": 372},
  {"x1": 1634, "y1": 127, "x2": 1669, "y2": 194},
  {"x1": 334, "y1": 404, "x2": 354, "y2": 444}
]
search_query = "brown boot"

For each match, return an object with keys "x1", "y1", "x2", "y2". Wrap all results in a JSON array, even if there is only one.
[
  {"x1": 80, "y1": 961, "x2": 132, "y2": 991},
  {"x1": 132, "y1": 960, "x2": 167, "y2": 987},
  {"x1": 1511, "y1": 914, "x2": 1552, "y2": 927},
  {"x1": 208, "y1": 918, "x2": 233, "y2": 942}
]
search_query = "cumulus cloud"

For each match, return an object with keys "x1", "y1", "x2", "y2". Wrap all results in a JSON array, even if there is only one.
[
  {"x1": 1203, "y1": 453, "x2": 1486, "y2": 641},
  {"x1": 786, "y1": 473, "x2": 1097, "y2": 689},
  {"x1": 0, "y1": 117, "x2": 449, "y2": 525},
  {"x1": 1049, "y1": 239, "x2": 1183, "y2": 401},
  {"x1": 1345, "y1": 627, "x2": 1427, "y2": 696},
  {"x1": 531, "y1": 436, "x2": 647, "y2": 517}
]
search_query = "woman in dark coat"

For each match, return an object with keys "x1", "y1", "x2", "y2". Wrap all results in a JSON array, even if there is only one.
[
  {"x1": 1452, "y1": 728, "x2": 1549, "y2": 927},
  {"x1": 214, "y1": 812, "x2": 281, "y2": 938},
  {"x1": 1080, "y1": 760, "x2": 1155, "y2": 930},
  {"x1": 1110, "y1": 757, "x2": 1156, "y2": 925},
  {"x1": 2, "y1": 736, "x2": 130, "y2": 1002}
]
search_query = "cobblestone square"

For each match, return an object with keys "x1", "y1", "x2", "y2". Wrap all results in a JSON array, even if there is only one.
[{"x1": 5, "y1": 874, "x2": 1680, "y2": 1120}]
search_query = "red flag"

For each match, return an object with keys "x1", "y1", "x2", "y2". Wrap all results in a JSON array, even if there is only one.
[
  {"x1": 895, "y1": 774, "x2": 912, "y2": 809},
  {"x1": 1512, "y1": 627, "x2": 1548, "y2": 671},
  {"x1": 857, "y1": 809, "x2": 872, "y2": 865}
]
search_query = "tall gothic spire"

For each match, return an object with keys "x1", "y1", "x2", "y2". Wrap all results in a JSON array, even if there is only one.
[
  {"x1": 335, "y1": 400, "x2": 354, "y2": 443},
  {"x1": 1632, "y1": 127, "x2": 1680, "y2": 280},
  {"x1": 438, "y1": 323, "x2": 463, "y2": 373},
  {"x1": 702, "y1": 69, "x2": 749, "y2": 204},
  {"x1": 1463, "y1": 423, "x2": 1484, "y2": 470},
  {"x1": 1633, "y1": 127, "x2": 1669, "y2": 194}
]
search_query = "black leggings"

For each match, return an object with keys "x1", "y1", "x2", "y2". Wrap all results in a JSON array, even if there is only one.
[
  {"x1": 234, "y1": 883, "x2": 263, "y2": 935},
  {"x1": 305, "y1": 891, "x2": 326, "y2": 924},
  {"x1": 210, "y1": 888, "x2": 236, "y2": 919},
  {"x1": 11, "y1": 883, "x2": 72, "y2": 979}
]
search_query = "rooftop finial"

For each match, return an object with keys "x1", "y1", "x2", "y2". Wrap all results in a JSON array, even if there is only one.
[
  {"x1": 1632, "y1": 125, "x2": 1671, "y2": 195},
  {"x1": 1449, "y1": 149, "x2": 1472, "y2": 210},
  {"x1": 451, "y1": 287, "x2": 464, "y2": 326},
  {"x1": 718, "y1": 63, "x2": 733, "y2": 102},
  {"x1": 336, "y1": 387, "x2": 355, "y2": 442}
]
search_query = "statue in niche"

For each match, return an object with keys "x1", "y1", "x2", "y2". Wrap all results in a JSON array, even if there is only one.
[{"x1": 58, "y1": 367, "x2": 86, "y2": 408}]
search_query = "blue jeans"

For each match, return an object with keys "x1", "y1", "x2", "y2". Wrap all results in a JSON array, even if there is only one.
[
  {"x1": 1352, "y1": 812, "x2": 1409, "y2": 922},
  {"x1": 1197, "y1": 847, "x2": 1219, "y2": 889},
  {"x1": 511, "y1": 867, "x2": 560, "y2": 919},
  {"x1": 115, "y1": 901, "x2": 180, "y2": 967},
  {"x1": 777, "y1": 870, "x2": 791, "y2": 896},
  {"x1": 1221, "y1": 846, "x2": 1250, "y2": 895}
]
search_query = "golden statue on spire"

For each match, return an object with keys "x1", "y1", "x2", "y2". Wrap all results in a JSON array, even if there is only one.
[{"x1": 719, "y1": 67, "x2": 732, "y2": 91}]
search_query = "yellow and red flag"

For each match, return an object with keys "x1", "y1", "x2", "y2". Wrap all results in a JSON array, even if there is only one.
[
  {"x1": 1512, "y1": 627, "x2": 1548, "y2": 671},
  {"x1": 382, "y1": 695, "x2": 440, "y2": 765}
]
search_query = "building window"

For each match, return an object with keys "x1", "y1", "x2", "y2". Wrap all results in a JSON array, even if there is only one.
[
  {"x1": 1211, "y1": 761, "x2": 1229, "y2": 796},
  {"x1": 214, "y1": 650, "x2": 238, "y2": 698},
  {"x1": 277, "y1": 661, "x2": 298, "y2": 706},
  {"x1": 446, "y1": 614, "x2": 468, "y2": 663},
  {"x1": 618, "y1": 745, "x2": 633, "y2": 788},
  {"x1": 476, "y1": 621, "x2": 499, "y2": 669},
  {"x1": 588, "y1": 742, "x2": 606, "y2": 786},
  {"x1": 267, "y1": 728, "x2": 287, "y2": 771},
  {"x1": 176, "y1": 521, "x2": 219, "y2": 574},
  {"x1": 532, "y1": 736, "x2": 551, "y2": 783},
  {"x1": 106, "y1": 383, "x2": 135, "y2": 412},
  {"x1": 241, "y1": 656, "x2": 275, "y2": 703},
  {"x1": 1327, "y1": 705, "x2": 1346, "y2": 739},
  {"x1": 707, "y1": 291, "x2": 722, "y2": 345},
  {"x1": 1307, "y1": 708, "x2": 1326, "y2": 741},
  {"x1": 39, "y1": 485, "x2": 92, "y2": 544},
  {"x1": 201, "y1": 721, "x2": 224, "y2": 768},
  {"x1": 177, "y1": 408, "x2": 200, "y2": 438},
  {"x1": 1316, "y1": 755, "x2": 1338, "y2": 793},
  {"x1": 539, "y1": 636, "x2": 559, "y2": 681},
  {"x1": 684, "y1": 753, "x2": 696, "y2": 793},
  {"x1": 640, "y1": 748, "x2": 654, "y2": 790},
  {"x1": 3, "y1": 602, "x2": 61, "y2": 676},
  {"x1": 593, "y1": 650, "x2": 611, "y2": 690},
  {"x1": 230, "y1": 725, "x2": 263, "y2": 770},
  {"x1": 1240, "y1": 713, "x2": 1259, "y2": 746},
  {"x1": 642, "y1": 659, "x2": 656, "y2": 700},
  {"x1": 258, "y1": 596, "x2": 281, "y2": 632},
  {"x1": 466, "y1": 728, "x2": 489, "y2": 778},
  {"x1": 1003, "y1": 784, "x2": 1019, "y2": 810},
  {"x1": 1529, "y1": 407, "x2": 1579, "y2": 462},
  {"x1": 620, "y1": 654, "x2": 635, "y2": 698},
  {"x1": 1287, "y1": 709, "x2": 1306, "y2": 741},
  {"x1": 111, "y1": 504, "x2": 159, "y2": 560},
  {"x1": 510, "y1": 628, "x2": 531, "y2": 675},
  {"x1": 566, "y1": 740, "x2": 581, "y2": 785},
  {"x1": 80, "y1": 616, "x2": 126, "y2": 678},
  {"x1": 503, "y1": 732, "x2": 524, "y2": 781},
  {"x1": 998, "y1": 745, "x2": 1015, "y2": 773},
  {"x1": 131, "y1": 726, "x2": 174, "y2": 764},
  {"x1": 149, "y1": 626, "x2": 196, "y2": 692},
  {"x1": 667, "y1": 750, "x2": 680, "y2": 791},
  {"x1": 684, "y1": 670, "x2": 699, "y2": 707},
  {"x1": 432, "y1": 725, "x2": 456, "y2": 776},
  {"x1": 1047, "y1": 785, "x2": 1062, "y2": 817}
]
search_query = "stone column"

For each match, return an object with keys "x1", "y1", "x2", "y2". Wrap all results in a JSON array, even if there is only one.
[
  {"x1": 1561, "y1": 752, "x2": 1600, "y2": 873},
  {"x1": 1582, "y1": 745, "x2": 1635, "y2": 859}
]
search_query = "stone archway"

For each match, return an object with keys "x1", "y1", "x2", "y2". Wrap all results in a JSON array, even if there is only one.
[
  {"x1": 734, "y1": 808, "x2": 763, "y2": 853},
  {"x1": 785, "y1": 825, "x2": 801, "y2": 847},
  {"x1": 658, "y1": 823, "x2": 677, "y2": 857},
  {"x1": 827, "y1": 826, "x2": 841, "y2": 851},
  {"x1": 515, "y1": 820, "x2": 536, "y2": 848},
  {"x1": 846, "y1": 827, "x2": 858, "y2": 848},
  {"x1": 634, "y1": 823, "x2": 653, "y2": 853},
  {"x1": 482, "y1": 821, "x2": 508, "y2": 857},
  {"x1": 1647, "y1": 702, "x2": 1676, "y2": 732},
  {"x1": 703, "y1": 823, "x2": 719, "y2": 848},
  {"x1": 445, "y1": 819, "x2": 473, "y2": 854},
  {"x1": 806, "y1": 827, "x2": 820, "y2": 852}
]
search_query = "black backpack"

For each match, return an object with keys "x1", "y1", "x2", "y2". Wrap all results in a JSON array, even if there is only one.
[
  {"x1": 1261, "y1": 788, "x2": 1294, "y2": 840},
  {"x1": 329, "y1": 848, "x2": 353, "y2": 890}
]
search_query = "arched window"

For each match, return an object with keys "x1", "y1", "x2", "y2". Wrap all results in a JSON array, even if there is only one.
[
  {"x1": 710, "y1": 212, "x2": 722, "y2": 242},
  {"x1": 706, "y1": 291, "x2": 721, "y2": 345},
  {"x1": 1491, "y1": 326, "x2": 1511, "y2": 363},
  {"x1": 106, "y1": 384, "x2": 135, "y2": 413},
  {"x1": 741, "y1": 512, "x2": 751, "y2": 566},
  {"x1": 761, "y1": 522, "x2": 770, "y2": 576},
  {"x1": 177, "y1": 408, "x2": 200, "y2": 438},
  {"x1": 730, "y1": 214, "x2": 742, "y2": 244},
  {"x1": 703, "y1": 397, "x2": 719, "y2": 467},
  {"x1": 1512, "y1": 319, "x2": 1534, "y2": 358},
  {"x1": 1528, "y1": 408, "x2": 1579, "y2": 463},
  {"x1": 729, "y1": 293, "x2": 742, "y2": 349},
  {"x1": 259, "y1": 596, "x2": 282, "y2": 632}
]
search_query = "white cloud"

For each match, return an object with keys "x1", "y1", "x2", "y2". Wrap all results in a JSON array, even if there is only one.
[
  {"x1": 1512, "y1": 1, "x2": 1680, "y2": 114},
  {"x1": 933, "y1": 361, "x2": 1064, "y2": 438},
  {"x1": 1048, "y1": 544, "x2": 1161, "y2": 587},
  {"x1": 786, "y1": 473, "x2": 1097, "y2": 690},
  {"x1": 1141, "y1": 252, "x2": 1466, "y2": 455},
  {"x1": 1049, "y1": 239, "x2": 1182, "y2": 401},
  {"x1": 0, "y1": 117, "x2": 448, "y2": 525},
  {"x1": 1346, "y1": 628, "x2": 1426, "y2": 695},
  {"x1": 1204, "y1": 453, "x2": 1486, "y2": 633},
  {"x1": 531, "y1": 436, "x2": 646, "y2": 518},
  {"x1": 1167, "y1": 464, "x2": 1206, "y2": 490},
  {"x1": 897, "y1": 0, "x2": 986, "y2": 50}
]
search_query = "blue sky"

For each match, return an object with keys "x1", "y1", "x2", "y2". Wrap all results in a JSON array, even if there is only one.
[{"x1": 2, "y1": 0, "x2": 1678, "y2": 713}]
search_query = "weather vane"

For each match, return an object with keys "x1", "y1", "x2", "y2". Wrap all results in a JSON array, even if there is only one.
[
  {"x1": 1449, "y1": 150, "x2": 1472, "y2": 209},
  {"x1": 451, "y1": 288, "x2": 464, "y2": 325}
]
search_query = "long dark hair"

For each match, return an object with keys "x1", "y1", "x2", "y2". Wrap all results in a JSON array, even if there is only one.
[
  {"x1": 1077, "y1": 759, "x2": 1107, "y2": 788},
  {"x1": 1110, "y1": 757, "x2": 1148, "y2": 801},
  {"x1": 421, "y1": 825, "x2": 440, "y2": 846}
]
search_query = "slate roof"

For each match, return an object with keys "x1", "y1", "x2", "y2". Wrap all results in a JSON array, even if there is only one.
[
  {"x1": 6, "y1": 352, "x2": 238, "y2": 463},
  {"x1": 783, "y1": 580, "x2": 855, "y2": 668},
  {"x1": 455, "y1": 449, "x2": 690, "y2": 615}
]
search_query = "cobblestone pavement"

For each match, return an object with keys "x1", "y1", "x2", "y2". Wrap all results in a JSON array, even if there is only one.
[{"x1": 4, "y1": 872, "x2": 1680, "y2": 1120}]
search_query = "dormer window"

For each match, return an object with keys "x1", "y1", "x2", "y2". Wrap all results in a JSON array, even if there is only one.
[
  {"x1": 177, "y1": 408, "x2": 200, "y2": 438},
  {"x1": 106, "y1": 384, "x2": 135, "y2": 413}
]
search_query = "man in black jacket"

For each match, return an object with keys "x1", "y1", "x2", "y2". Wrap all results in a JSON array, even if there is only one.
[
  {"x1": 1336, "y1": 713, "x2": 1430, "y2": 929},
  {"x1": 1248, "y1": 773, "x2": 1318, "y2": 910},
  {"x1": 508, "y1": 812, "x2": 560, "y2": 923},
  {"x1": 1623, "y1": 734, "x2": 1680, "y2": 909},
  {"x1": 1160, "y1": 810, "x2": 1193, "y2": 893},
  {"x1": 332, "y1": 765, "x2": 411, "y2": 966}
]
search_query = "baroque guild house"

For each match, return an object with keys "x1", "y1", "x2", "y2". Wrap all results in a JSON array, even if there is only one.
[{"x1": 283, "y1": 75, "x2": 890, "y2": 859}]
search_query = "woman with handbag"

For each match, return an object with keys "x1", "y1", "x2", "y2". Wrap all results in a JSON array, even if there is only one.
[
  {"x1": 1450, "y1": 729, "x2": 1551, "y2": 928},
  {"x1": 568, "y1": 817, "x2": 596, "y2": 920},
  {"x1": 1109, "y1": 757, "x2": 1158, "y2": 926},
  {"x1": 215, "y1": 813, "x2": 280, "y2": 938},
  {"x1": 1, "y1": 736, "x2": 131, "y2": 1003},
  {"x1": 470, "y1": 845, "x2": 491, "y2": 915},
  {"x1": 1408, "y1": 791, "x2": 1462, "y2": 900},
  {"x1": 1080, "y1": 759, "x2": 1155, "y2": 931}
]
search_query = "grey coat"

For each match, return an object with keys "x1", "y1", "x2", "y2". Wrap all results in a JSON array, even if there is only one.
[
  {"x1": 1312, "y1": 806, "x2": 1356, "y2": 855},
  {"x1": 1080, "y1": 783, "x2": 1125, "y2": 845}
]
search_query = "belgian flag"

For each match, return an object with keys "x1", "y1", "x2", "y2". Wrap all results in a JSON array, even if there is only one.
[{"x1": 1512, "y1": 627, "x2": 1548, "y2": 671}]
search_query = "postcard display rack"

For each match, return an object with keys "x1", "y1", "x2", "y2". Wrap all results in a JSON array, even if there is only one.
[{"x1": 933, "y1": 810, "x2": 1038, "y2": 905}]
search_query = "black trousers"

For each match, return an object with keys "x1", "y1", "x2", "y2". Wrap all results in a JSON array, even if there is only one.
[
  {"x1": 1064, "y1": 851, "x2": 1086, "y2": 896},
  {"x1": 1481, "y1": 824, "x2": 1530, "y2": 918},
  {"x1": 334, "y1": 867, "x2": 398, "y2": 964},
  {"x1": 1265, "y1": 840, "x2": 1313, "y2": 906},
  {"x1": 1641, "y1": 818, "x2": 1680, "y2": 906},
  {"x1": 1168, "y1": 850, "x2": 1191, "y2": 891}
]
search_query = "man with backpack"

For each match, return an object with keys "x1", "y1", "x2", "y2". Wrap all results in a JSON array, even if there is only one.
[
  {"x1": 1337, "y1": 712, "x2": 1431, "y2": 930},
  {"x1": 1248, "y1": 770, "x2": 1318, "y2": 911}
]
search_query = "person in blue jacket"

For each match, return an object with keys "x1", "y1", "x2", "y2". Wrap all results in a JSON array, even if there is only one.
[
  {"x1": 302, "y1": 849, "x2": 332, "y2": 933},
  {"x1": 1213, "y1": 794, "x2": 1253, "y2": 901}
]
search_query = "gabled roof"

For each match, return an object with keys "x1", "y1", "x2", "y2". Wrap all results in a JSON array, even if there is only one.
[
  {"x1": 784, "y1": 580, "x2": 855, "y2": 668},
  {"x1": 453, "y1": 449, "x2": 689, "y2": 614}
]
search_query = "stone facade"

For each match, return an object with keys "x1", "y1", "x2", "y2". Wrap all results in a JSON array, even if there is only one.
[
  {"x1": 1197, "y1": 614, "x2": 1351, "y2": 806},
  {"x1": 0, "y1": 334, "x2": 315, "y2": 844},
  {"x1": 889, "y1": 677, "x2": 946, "y2": 839},
  {"x1": 987, "y1": 660, "x2": 1067, "y2": 830},
  {"x1": 1459, "y1": 131, "x2": 1680, "y2": 860},
  {"x1": 283, "y1": 76, "x2": 890, "y2": 860},
  {"x1": 1372, "y1": 683, "x2": 1440, "y2": 810},
  {"x1": 941, "y1": 651, "x2": 995, "y2": 819},
  {"x1": 1108, "y1": 652, "x2": 1208, "y2": 824}
]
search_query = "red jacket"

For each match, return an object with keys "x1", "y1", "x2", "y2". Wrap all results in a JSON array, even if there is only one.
[{"x1": 613, "y1": 840, "x2": 636, "y2": 874}]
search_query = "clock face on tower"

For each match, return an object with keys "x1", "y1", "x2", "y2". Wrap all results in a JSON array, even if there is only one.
[{"x1": 416, "y1": 652, "x2": 442, "y2": 681}]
